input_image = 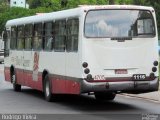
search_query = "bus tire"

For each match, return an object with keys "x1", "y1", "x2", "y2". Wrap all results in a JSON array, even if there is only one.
[
  {"x1": 94, "y1": 92, "x2": 116, "y2": 101},
  {"x1": 11, "y1": 70, "x2": 21, "y2": 92},
  {"x1": 44, "y1": 75, "x2": 53, "y2": 102}
]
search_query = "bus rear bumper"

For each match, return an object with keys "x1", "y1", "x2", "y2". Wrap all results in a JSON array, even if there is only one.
[{"x1": 81, "y1": 78, "x2": 159, "y2": 94}]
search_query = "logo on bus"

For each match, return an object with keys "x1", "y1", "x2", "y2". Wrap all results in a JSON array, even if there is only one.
[
  {"x1": 32, "y1": 52, "x2": 39, "y2": 81},
  {"x1": 94, "y1": 75, "x2": 105, "y2": 80}
]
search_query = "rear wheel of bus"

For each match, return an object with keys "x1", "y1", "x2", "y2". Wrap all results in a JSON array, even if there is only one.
[
  {"x1": 44, "y1": 75, "x2": 60, "y2": 102},
  {"x1": 44, "y1": 75, "x2": 53, "y2": 102},
  {"x1": 94, "y1": 92, "x2": 116, "y2": 101},
  {"x1": 11, "y1": 70, "x2": 21, "y2": 92}
]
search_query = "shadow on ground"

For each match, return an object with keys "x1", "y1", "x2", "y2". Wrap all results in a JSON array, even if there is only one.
[{"x1": 5, "y1": 88, "x2": 143, "y2": 113}]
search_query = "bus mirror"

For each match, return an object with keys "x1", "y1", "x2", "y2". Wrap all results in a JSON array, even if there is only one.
[
  {"x1": 1, "y1": 31, "x2": 4, "y2": 41},
  {"x1": 2, "y1": 30, "x2": 8, "y2": 42}
]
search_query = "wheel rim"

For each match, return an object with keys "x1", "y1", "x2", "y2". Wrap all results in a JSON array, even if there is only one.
[{"x1": 45, "y1": 81, "x2": 50, "y2": 97}]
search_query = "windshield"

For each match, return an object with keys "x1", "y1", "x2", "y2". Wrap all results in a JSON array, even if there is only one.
[{"x1": 85, "y1": 10, "x2": 155, "y2": 38}]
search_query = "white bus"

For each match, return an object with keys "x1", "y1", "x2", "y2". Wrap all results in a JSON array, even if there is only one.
[{"x1": 3, "y1": 5, "x2": 159, "y2": 102}]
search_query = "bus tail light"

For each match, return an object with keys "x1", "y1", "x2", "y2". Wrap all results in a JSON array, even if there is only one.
[
  {"x1": 82, "y1": 62, "x2": 88, "y2": 68},
  {"x1": 150, "y1": 73, "x2": 155, "y2": 80},
  {"x1": 84, "y1": 68, "x2": 90, "y2": 74},
  {"x1": 86, "y1": 74, "x2": 93, "y2": 81},
  {"x1": 153, "y1": 61, "x2": 158, "y2": 66},
  {"x1": 152, "y1": 67, "x2": 157, "y2": 72}
]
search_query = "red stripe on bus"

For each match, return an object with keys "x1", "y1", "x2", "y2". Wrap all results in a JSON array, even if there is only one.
[
  {"x1": 4, "y1": 67, "x2": 80, "y2": 94},
  {"x1": 16, "y1": 69, "x2": 43, "y2": 91},
  {"x1": 52, "y1": 79, "x2": 80, "y2": 94},
  {"x1": 89, "y1": 77, "x2": 152, "y2": 82},
  {"x1": 89, "y1": 79, "x2": 131, "y2": 82}
]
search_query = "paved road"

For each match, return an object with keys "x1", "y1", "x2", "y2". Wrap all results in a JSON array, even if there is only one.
[{"x1": 0, "y1": 64, "x2": 160, "y2": 120}]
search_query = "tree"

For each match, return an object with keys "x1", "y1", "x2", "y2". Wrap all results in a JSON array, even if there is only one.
[
  {"x1": 0, "y1": 7, "x2": 50, "y2": 34},
  {"x1": 0, "y1": 0, "x2": 9, "y2": 12},
  {"x1": 116, "y1": 0, "x2": 132, "y2": 4}
]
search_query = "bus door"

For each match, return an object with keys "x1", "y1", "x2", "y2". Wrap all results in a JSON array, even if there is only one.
[
  {"x1": 3, "y1": 29, "x2": 10, "y2": 82},
  {"x1": 43, "y1": 20, "x2": 66, "y2": 93},
  {"x1": 23, "y1": 24, "x2": 34, "y2": 87},
  {"x1": 65, "y1": 18, "x2": 80, "y2": 94},
  {"x1": 23, "y1": 48, "x2": 33, "y2": 87},
  {"x1": 52, "y1": 20, "x2": 66, "y2": 93},
  {"x1": 3, "y1": 29, "x2": 9, "y2": 60},
  {"x1": 16, "y1": 26, "x2": 25, "y2": 85}
]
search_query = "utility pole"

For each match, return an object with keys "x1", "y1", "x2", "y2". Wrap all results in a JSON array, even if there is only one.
[
  {"x1": 25, "y1": 0, "x2": 26, "y2": 8},
  {"x1": 109, "y1": 0, "x2": 115, "y2": 5},
  {"x1": 61, "y1": 0, "x2": 68, "y2": 7}
]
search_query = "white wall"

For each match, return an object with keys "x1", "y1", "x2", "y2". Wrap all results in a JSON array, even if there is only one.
[{"x1": 10, "y1": 0, "x2": 29, "y2": 8}]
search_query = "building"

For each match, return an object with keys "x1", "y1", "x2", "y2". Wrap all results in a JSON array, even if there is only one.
[{"x1": 9, "y1": 0, "x2": 29, "y2": 8}]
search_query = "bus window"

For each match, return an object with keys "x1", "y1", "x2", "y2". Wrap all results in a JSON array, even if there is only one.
[
  {"x1": 33, "y1": 23, "x2": 42, "y2": 50},
  {"x1": 10, "y1": 26, "x2": 17, "y2": 49},
  {"x1": 44, "y1": 22, "x2": 53, "y2": 51},
  {"x1": 66, "y1": 18, "x2": 79, "y2": 52},
  {"x1": 85, "y1": 10, "x2": 155, "y2": 38},
  {"x1": 137, "y1": 11, "x2": 155, "y2": 35},
  {"x1": 54, "y1": 20, "x2": 66, "y2": 52},
  {"x1": 24, "y1": 24, "x2": 33, "y2": 50},
  {"x1": 17, "y1": 26, "x2": 24, "y2": 50}
]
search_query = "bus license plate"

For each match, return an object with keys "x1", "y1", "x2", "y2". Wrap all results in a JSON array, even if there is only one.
[
  {"x1": 115, "y1": 69, "x2": 128, "y2": 74},
  {"x1": 133, "y1": 74, "x2": 146, "y2": 80}
]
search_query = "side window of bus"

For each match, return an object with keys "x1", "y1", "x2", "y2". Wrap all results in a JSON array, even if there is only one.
[
  {"x1": 33, "y1": 23, "x2": 42, "y2": 50},
  {"x1": 66, "y1": 18, "x2": 79, "y2": 52},
  {"x1": 25, "y1": 24, "x2": 33, "y2": 50},
  {"x1": 10, "y1": 26, "x2": 17, "y2": 49},
  {"x1": 54, "y1": 20, "x2": 66, "y2": 52},
  {"x1": 17, "y1": 26, "x2": 24, "y2": 50},
  {"x1": 44, "y1": 22, "x2": 53, "y2": 51}
]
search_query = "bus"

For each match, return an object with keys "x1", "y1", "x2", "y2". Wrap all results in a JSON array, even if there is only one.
[{"x1": 3, "y1": 5, "x2": 159, "y2": 102}]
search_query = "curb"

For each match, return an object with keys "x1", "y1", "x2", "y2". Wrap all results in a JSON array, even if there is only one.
[
  {"x1": 120, "y1": 82, "x2": 160, "y2": 102},
  {"x1": 120, "y1": 92, "x2": 160, "y2": 103}
]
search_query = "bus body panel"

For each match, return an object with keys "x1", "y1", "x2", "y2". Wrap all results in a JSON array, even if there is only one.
[{"x1": 82, "y1": 38, "x2": 159, "y2": 79}]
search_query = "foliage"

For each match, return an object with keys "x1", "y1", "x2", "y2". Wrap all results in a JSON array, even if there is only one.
[
  {"x1": 28, "y1": 0, "x2": 41, "y2": 9},
  {"x1": 0, "y1": 0, "x2": 9, "y2": 13},
  {"x1": 0, "y1": 7, "x2": 30, "y2": 32}
]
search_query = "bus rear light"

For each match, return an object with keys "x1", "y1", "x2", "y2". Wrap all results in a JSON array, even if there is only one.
[
  {"x1": 82, "y1": 62, "x2": 88, "y2": 68},
  {"x1": 105, "y1": 82, "x2": 109, "y2": 89},
  {"x1": 86, "y1": 74, "x2": 93, "y2": 81},
  {"x1": 152, "y1": 67, "x2": 157, "y2": 72},
  {"x1": 153, "y1": 61, "x2": 158, "y2": 66},
  {"x1": 84, "y1": 68, "x2": 90, "y2": 74},
  {"x1": 150, "y1": 73, "x2": 155, "y2": 80}
]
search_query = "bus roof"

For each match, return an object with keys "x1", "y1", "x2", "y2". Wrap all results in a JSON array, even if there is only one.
[
  {"x1": 6, "y1": 5, "x2": 154, "y2": 27},
  {"x1": 79, "y1": 4, "x2": 153, "y2": 10}
]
